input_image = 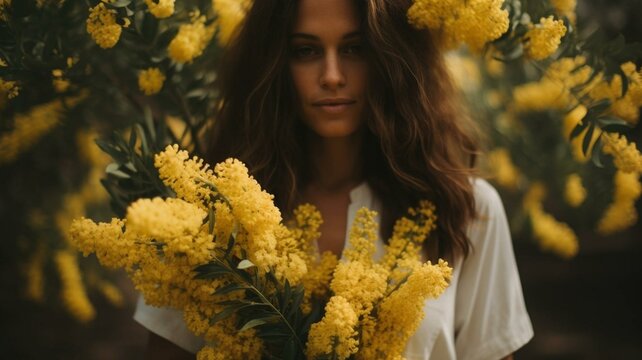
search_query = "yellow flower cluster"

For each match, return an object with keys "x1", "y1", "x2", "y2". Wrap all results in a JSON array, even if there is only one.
[
  {"x1": 381, "y1": 200, "x2": 438, "y2": 287},
  {"x1": 523, "y1": 16, "x2": 567, "y2": 61},
  {"x1": 86, "y1": 2, "x2": 128, "y2": 49},
  {"x1": 597, "y1": 171, "x2": 641, "y2": 235},
  {"x1": 168, "y1": 14, "x2": 216, "y2": 63},
  {"x1": 487, "y1": 148, "x2": 520, "y2": 189},
  {"x1": 54, "y1": 250, "x2": 96, "y2": 322},
  {"x1": 0, "y1": 96, "x2": 84, "y2": 164},
  {"x1": 24, "y1": 245, "x2": 46, "y2": 302},
  {"x1": 523, "y1": 183, "x2": 578, "y2": 258},
  {"x1": 602, "y1": 133, "x2": 642, "y2": 174},
  {"x1": 0, "y1": 78, "x2": 19, "y2": 99},
  {"x1": 154, "y1": 144, "x2": 218, "y2": 207},
  {"x1": 407, "y1": 0, "x2": 509, "y2": 52},
  {"x1": 551, "y1": 0, "x2": 577, "y2": 23},
  {"x1": 307, "y1": 296, "x2": 359, "y2": 359},
  {"x1": 71, "y1": 145, "x2": 453, "y2": 359},
  {"x1": 144, "y1": 0, "x2": 174, "y2": 19},
  {"x1": 52, "y1": 69, "x2": 70, "y2": 93},
  {"x1": 138, "y1": 67, "x2": 165, "y2": 95},
  {"x1": 360, "y1": 260, "x2": 452, "y2": 359},
  {"x1": 564, "y1": 173, "x2": 586, "y2": 207},
  {"x1": 513, "y1": 56, "x2": 591, "y2": 112},
  {"x1": 211, "y1": 0, "x2": 251, "y2": 45},
  {"x1": 562, "y1": 105, "x2": 601, "y2": 162},
  {"x1": 589, "y1": 62, "x2": 642, "y2": 125}
]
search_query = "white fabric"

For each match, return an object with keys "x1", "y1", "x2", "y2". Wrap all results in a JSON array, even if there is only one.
[{"x1": 134, "y1": 178, "x2": 534, "y2": 358}]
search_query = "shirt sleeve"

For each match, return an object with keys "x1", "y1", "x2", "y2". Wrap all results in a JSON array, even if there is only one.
[
  {"x1": 454, "y1": 178, "x2": 534, "y2": 360},
  {"x1": 133, "y1": 295, "x2": 205, "y2": 354}
]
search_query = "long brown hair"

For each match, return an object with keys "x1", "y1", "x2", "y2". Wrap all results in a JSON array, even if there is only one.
[{"x1": 207, "y1": 0, "x2": 480, "y2": 260}]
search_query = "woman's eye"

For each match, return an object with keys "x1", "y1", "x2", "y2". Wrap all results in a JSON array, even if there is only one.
[
  {"x1": 342, "y1": 44, "x2": 363, "y2": 56},
  {"x1": 292, "y1": 46, "x2": 319, "y2": 59}
]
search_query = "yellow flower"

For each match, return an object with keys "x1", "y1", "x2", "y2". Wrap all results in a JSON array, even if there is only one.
[
  {"x1": 551, "y1": 0, "x2": 577, "y2": 23},
  {"x1": 0, "y1": 78, "x2": 19, "y2": 99},
  {"x1": 211, "y1": 0, "x2": 251, "y2": 45},
  {"x1": 55, "y1": 250, "x2": 96, "y2": 322},
  {"x1": 360, "y1": 260, "x2": 452, "y2": 359},
  {"x1": 529, "y1": 208, "x2": 578, "y2": 258},
  {"x1": 407, "y1": 0, "x2": 509, "y2": 52},
  {"x1": 602, "y1": 133, "x2": 642, "y2": 174},
  {"x1": 154, "y1": 144, "x2": 218, "y2": 208},
  {"x1": 381, "y1": 200, "x2": 438, "y2": 287},
  {"x1": 589, "y1": 62, "x2": 642, "y2": 125},
  {"x1": 597, "y1": 171, "x2": 641, "y2": 235},
  {"x1": 0, "y1": 96, "x2": 85, "y2": 164},
  {"x1": 445, "y1": 52, "x2": 481, "y2": 91},
  {"x1": 564, "y1": 173, "x2": 586, "y2": 207},
  {"x1": 126, "y1": 197, "x2": 206, "y2": 240},
  {"x1": 331, "y1": 260, "x2": 388, "y2": 317},
  {"x1": 138, "y1": 67, "x2": 166, "y2": 95},
  {"x1": 562, "y1": 105, "x2": 600, "y2": 163},
  {"x1": 144, "y1": 0, "x2": 174, "y2": 19},
  {"x1": 86, "y1": 2, "x2": 123, "y2": 49},
  {"x1": 168, "y1": 15, "x2": 216, "y2": 63},
  {"x1": 524, "y1": 16, "x2": 567, "y2": 60},
  {"x1": 306, "y1": 295, "x2": 359, "y2": 360},
  {"x1": 97, "y1": 280, "x2": 124, "y2": 307},
  {"x1": 24, "y1": 245, "x2": 46, "y2": 302},
  {"x1": 513, "y1": 56, "x2": 592, "y2": 113},
  {"x1": 487, "y1": 148, "x2": 520, "y2": 189}
]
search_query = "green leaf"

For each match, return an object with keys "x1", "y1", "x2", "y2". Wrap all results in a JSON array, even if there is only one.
[
  {"x1": 237, "y1": 259, "x2": 255, "y2": 270},
  {"x1": 213, "y1": 283, "x2": 246, "y2": 296},
  {"x1": 582, "y1": 123, "x2": 595, "y2": 157},
  {"x1": 208, "y1": 206, "x2": 215, "y2": 234},
  {"x1": 239, "y1": 319, "x2": 268, "y2": 332},
  {"x1": 106, "y1": 163, "x2": 130, "y2": 179},
  {"x1": 591, "y1": 135, "x2": 604, "y2": 168},
  {"x1": 569, "y1": 120, "x2": 588, "y2": 140}
]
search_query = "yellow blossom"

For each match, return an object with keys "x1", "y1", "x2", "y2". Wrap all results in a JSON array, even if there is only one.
[
  {"x1": 523, "y1": 16, "x2": 567, "y2": 60},
  {"x1": 144, "y1": 0, "x2": 174, "y2": 19},
  {"x1": 86, "y1": 2, "x2": 123, "y2": 49},
  {"x1": 529, "y1": 208, "x2": 578, "y2": 258},
  {"x1": 381, "y1": 200, "x2": 438, "y2": 287},
  {"x1": 602, "y1": 133, "x2": 642, "y2": 174},
  {"x1": 513, "y1": 56, "x2": 592, "y2": 112},
  {"x1": 0, "y1": 78, "x2": 19, "y2": 99},
  {"x1": 360, "y1": 260, "x2": 452, "y2": 359},
  {"x1": 487, "y1": 148, "x2": 520, "y2": 189},
  {"x1": 24, "y1": 245, "x2": 46, "y2": 302},
  {"x1": 407, "y1": 0, "x2": 509, "y2": 52},
  {"x1": 154, "y1": 144, "x2": 218, "y2": 207},
  {"x1": 445, "y1": 52, "x2": 481, "y2": 91},
  {"x1": 589, "y1": 62, "x2": 642, "y2": 125},
  {"x1": 551, "y1": 0, "x2": 577, "y2": 23},
  {"x1": 562, "y1": 105, "x2": 600, "y2": 162},
  {"x1": 97, "y1": 280, "x2": 124, "y2": 307},
  {"x1": 168, "y1": 15, "x2": 216, "y2": 63},
  {"x1": 211, "y1": 0, "x2": 251, "y2": 45},
  {"x1": 0, "y1": 97, "x2": 84, "y2": 165},
  {"x1": 597, "y1": 171, "x2": 641, "y2": 235},
  {"x1": 306, "y1": 295, "x2": 359, "y2": 360},
  {"x1": 126, "y1": 197, "x2": 206, "y2": 240},
  {"x1": 138, "y1": 67, "x2": 165, "y2": 95},
  {"x1": 55, "y1": 250, "x2": 96, "y2": 322},
  {"x1": 564, "y1": 173, "x2": 586, "y2": 207}
]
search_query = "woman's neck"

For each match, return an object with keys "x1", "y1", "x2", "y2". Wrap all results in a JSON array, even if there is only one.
[{"x1": 305, "y1": 130, "x2": 364, "y2": 193}]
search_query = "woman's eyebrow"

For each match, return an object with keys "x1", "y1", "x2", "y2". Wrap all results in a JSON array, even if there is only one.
[{"x1": 289, "y1": 31, "x2": 362, "y2": 41}]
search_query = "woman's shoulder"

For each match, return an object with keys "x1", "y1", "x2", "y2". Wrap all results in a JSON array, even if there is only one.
[{"x1": 470, "y1": 177, "x2": 505, "y2": 216}]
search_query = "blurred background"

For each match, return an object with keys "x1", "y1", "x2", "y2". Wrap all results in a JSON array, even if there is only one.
[{"x1": 1, "y1": 0, "x2": 641, "y2": 359}]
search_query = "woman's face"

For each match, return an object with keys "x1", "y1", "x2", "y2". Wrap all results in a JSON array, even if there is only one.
[{"x1": 289, "y1": 0, "x2": 368, "y2": 138}]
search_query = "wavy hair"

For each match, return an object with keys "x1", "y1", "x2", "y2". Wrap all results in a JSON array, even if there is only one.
[{"x1": 207, "y1": 0, "x2": 480, "y2": 260}]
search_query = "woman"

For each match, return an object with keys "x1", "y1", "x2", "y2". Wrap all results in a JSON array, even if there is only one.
[{"x1": 134, "y1": 0, "x2": 534, "y2": 358}]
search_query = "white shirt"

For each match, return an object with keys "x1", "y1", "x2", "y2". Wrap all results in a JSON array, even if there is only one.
[{"x1": 134, "y1": 178, "x2": 534, "y2": 359}]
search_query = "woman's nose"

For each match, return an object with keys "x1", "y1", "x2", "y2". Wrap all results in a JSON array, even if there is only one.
[{"x1": 320, "y1": 51, "x2": 346, "y2": 89}]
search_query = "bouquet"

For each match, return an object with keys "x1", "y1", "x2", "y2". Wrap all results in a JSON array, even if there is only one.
[{"x1": 69, "y1": 144, "x2": 452, "y2": 359}]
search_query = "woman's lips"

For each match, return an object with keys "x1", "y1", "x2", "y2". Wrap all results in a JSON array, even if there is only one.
[{"x1": 312, "y1": 100, "x2": 356, "y2": 114}]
